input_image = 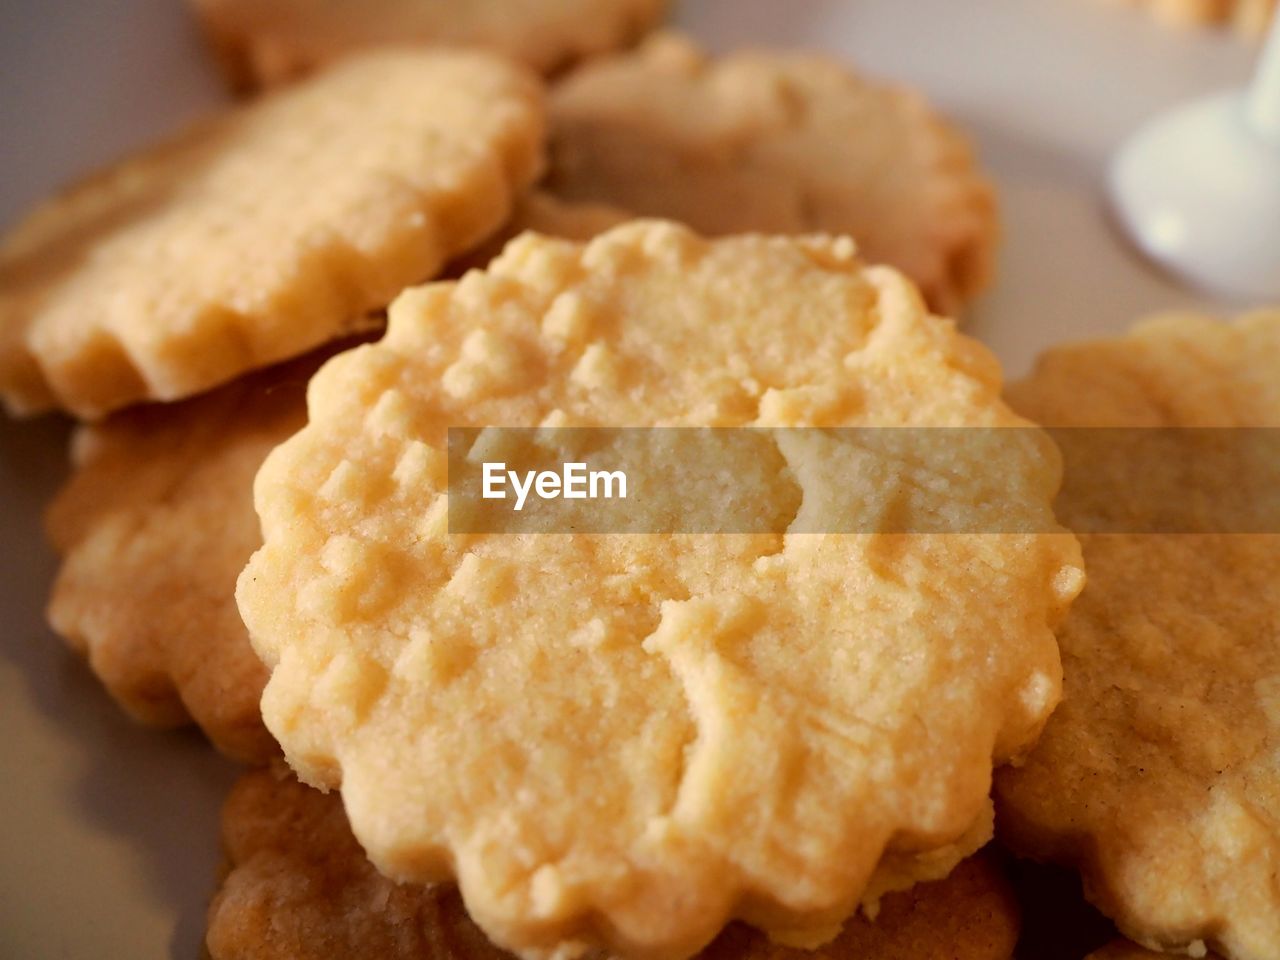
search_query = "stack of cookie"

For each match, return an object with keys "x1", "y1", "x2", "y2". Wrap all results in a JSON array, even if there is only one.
[{"x1": 1, "y1": 3, "x2": 1277, "y2": 960}]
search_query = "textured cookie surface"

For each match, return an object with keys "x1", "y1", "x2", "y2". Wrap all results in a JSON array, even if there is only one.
[
  {"x1": 0, "y1": 50, "x2": 544, "y2": 418},
  {"x1": 192, "y1": 0, "x2": 668, "y2": 90},
  {"x1": 44, "y1": 349, "x2": 344, "y2": 762},
  {"x1": 42, "y1": 203, "x2": 617, "y2": 764},
  {"x1": 546, "y1": 34, "x2": 997, "y2": 315},
  {"x1": 207, "y1": 768, "x2": 1020, "y2": 960},
  {"x1": 1110, "y1": 0, "x2": 1274, "y2": 35},
  {"x1": 237, "y1": 222, "x2": 1080, "y2": 959},
  {"x1": 995, "y1": 311, "x2": 1280, "y2": 960}
]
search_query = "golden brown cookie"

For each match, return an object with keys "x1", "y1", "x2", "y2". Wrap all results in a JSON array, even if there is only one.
[
  {"x1": 995, "y1": 310, "x2": 1280, "y2": 960},
  {"x1": 207, "y1": 767, "x2": 1021, "y2": 960},
  {"x1": 0, "y1": 50, "x2": 544, "y2": 419},
  {"x1": 1109, "y1": 0, "x2": 1274, "y2": 35},
  {"x1": 236, "y1": 222, "x2": 1081, "y2": 959},
  {"x1": 42, "y1": 201, "x2": 623, "y2": 765},
  {"x1": 545, "y1": 33, "x2": 997, "y2": 315},
  {"x1": 43, "y1": 348, "x2": 345, "y2": 763},
  {"x1": 191, "y1": 0, "x2": 669, "y2": 91}
]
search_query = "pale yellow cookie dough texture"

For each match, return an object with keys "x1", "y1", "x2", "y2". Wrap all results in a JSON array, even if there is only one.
[
  {"x1": 0, "y1": 50, "x2": 544, "y2": 419},
  {"x1": 545, "y1": 34, "x2": 998, "y2": 316},
  {"x1": 237, "y1": 222, "x2": 1082, "y2": 960},
  {"x1": 190, "y1": 0, "x2": 670, "y2": 90},
  {"x1": 207, "y1": 768, "x2": 1021, "y2": 960},
  {"x1": 995, "y1": 311, "x2": 1280, "y2": 960},
  {"x1": 42, "y1": 199, "x2": 624, "y2": 765},
  {"x1": 1110, "y1": 0, "x2": 1275, "y2": 35},
  {"x1": 44, "y1": 349, "x2": 342, "y2": 763}
]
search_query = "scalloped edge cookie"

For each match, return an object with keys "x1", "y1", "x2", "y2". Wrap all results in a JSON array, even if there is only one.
[
  {"x1": 0, "y1": 49, "x2": 544, "y2": 419},
  {"x1": 546, "y1": 33, "x2": 998, "y2": 316}
]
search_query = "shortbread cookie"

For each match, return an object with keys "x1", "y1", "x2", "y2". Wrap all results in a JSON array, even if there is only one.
[
  {"x1": 42, "y1": 205, "x2": 620, "y2": 764},
  {"x1": 44, "y1": 348, "x2": 348, "y2": 763},
  {"x1": 545, "y1": 34, "x2": 997, "y2": 315},
  {"x1": 0, "y1": 50, "x2": 543, "y2": 419},
  {"x1": 191, "y1": 0, "x2": 669, "y2": 91},
  {"x1": 237, "y1": 222, "x2": 1081, "y2": 959},
  {"x1": 1110, "y1": 0, "x2": 1274, "y2": 35},
  {"x1": 207, "y1": 767, "x2": 1021, "y2": 960},
  {"x1": 995, "y1": 311, "x2": 1280, "y2": 960}
]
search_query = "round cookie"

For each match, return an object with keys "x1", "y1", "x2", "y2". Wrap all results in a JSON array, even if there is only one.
[
  {"x1": 545, "y1": 33, "x2": 997, "y2": 315},
  {"x1": 207, "y1": 767, "x2": 1021, "y2": 960},
  {"x1": 191, "y1": 0, "x2": 669, "y2": 91},
  {"x1": 236, "y1": 222, "x2": 1081, "y2": 959},
  {"x1": 0, "y1": 50, "x2": 544, "y2": 419},
  {"x1": 43, "y1": 348, "x2": 337, "y2": 763},
  {"x1": 994, "y1": 311, "x2": 1280, "y2": 960},
  {"x1": 1109, "y1": 0, "x2": 1274, "y2": 35},
  {"x1": 43, "y1": 201, "x2": 623, "y2": 764}
]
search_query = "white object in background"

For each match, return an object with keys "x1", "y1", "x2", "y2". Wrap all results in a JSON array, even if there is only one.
[{"x1": 1110, "y1": 15, "x2": 1280, "y2": 302}]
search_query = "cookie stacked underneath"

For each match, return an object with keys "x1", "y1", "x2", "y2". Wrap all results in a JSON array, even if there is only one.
[
  {"x1": 207, "y1": 767, "x2": 1022, "y2": 960},
  {"x1": 997, "y1": 311, "x2": 1280, "y2": 960}
]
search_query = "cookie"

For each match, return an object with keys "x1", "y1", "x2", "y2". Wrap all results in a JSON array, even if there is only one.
[
  {"x1": 236, "y1": 222, "x2": 1082, "y2": 959},
  {"x1": 1110, "y1": 0, "x2": 1275, "y2": 35},
  {"x1": 994, "y1": 311, "x2": 1280, "y2": 960},
  {"x1": 190, "y1": 0, "x2": 669, "y2": 91},
  {"x1": 207, "y1": 767, "x2": 1021, "y2": 960},
  {"x1": 545, "y1": 33, "x2": 998, "y2": 315},
  {"x1": 42, "y1": 200, "x2": 624, "y2": 764},
  {"x1": 0, "y1": 50, "x2": 544, "y2": 419},
  {"x1": 44, "y1": 348, "x2": 341, "y2": 763}
]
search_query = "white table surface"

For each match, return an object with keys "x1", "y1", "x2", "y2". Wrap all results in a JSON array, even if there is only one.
[{"x1": 0, "y1": 0, "x2": 1260, "y2": 957}]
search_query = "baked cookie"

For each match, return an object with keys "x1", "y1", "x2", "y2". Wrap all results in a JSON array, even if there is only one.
[
  {"x1": 995, "y1": 311, "x2": 1280, "y2": 960},
  {"x1": 0, "y1": 50, "x2": 543, "y2": 419},
  {"x1": 44, "y1": 348, "x2": 341, "y2": 763},
  {"x1": 545, "y1": 34, "x2": 997, "y2": 315},
  {"x1": 190, "y1": 0, "x2": 669, "y2": 91},
  {"x1": 207, "y1": 767, "x2": 1021, "y2": 960},
  {"x1": 1109, "y1": 0, "x2": 1275, "y2": 35},
  {"x1": 236, "y1": 222, "x2": 1082, "y2": 959},
  {"x1": 42, "y1": 201, "x2": 623, "y2": 765}
]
